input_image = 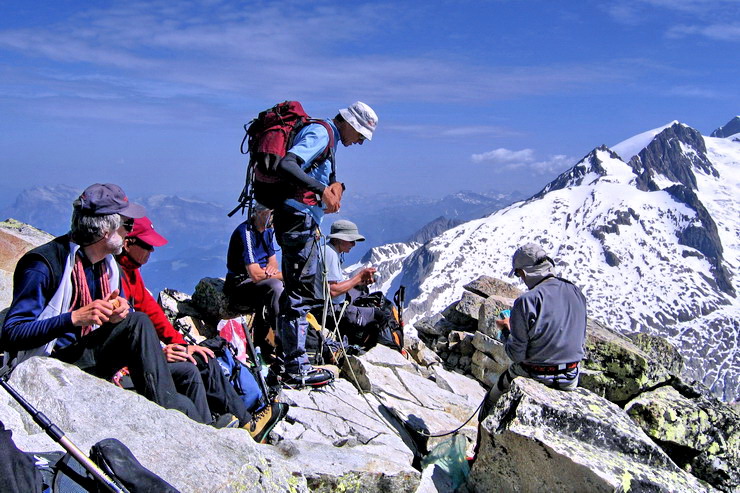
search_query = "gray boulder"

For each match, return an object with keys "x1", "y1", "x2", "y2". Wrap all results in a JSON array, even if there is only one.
[
  {"x1": 265, "y1": 440, "x2": 420, "y2": 493},
  {"x1": 625, "y1": 385, "x2": 740, "y2": 491},
  {"x1": 406, "y1": 336, "x2": 443, "y2": 369},
  {"x1": 470, "y1": 332, "x2": 511, "y2": 388},
  {"x1": 580, "y1": 318, "x2": 673, "y2": 402},
  {"x1": 627, "y1": 331, "x2": 684, "y2": 377},
  {"x1": 476, "y1": 295, "x2": 514, "y2": 338},
  {"x1": 158, "y1": 288, "x2": 202, "y2": 322},
  {"x1": 414, "y1": 314, "x2": 457, "y2": 338},
  {"x1": 343, "y1": 346, "x2": 481, "y2": 452},
  {"x1": 0, "y1": 357, "x2": 306, "y2": 492},
  {"x1": 468, "y1": 378, "x2": 712, "y2": 492},
  {"x1": 463, "y1": 275, "x2": 522, "y2": 300},
  {"x1": 431, "y1": 365, "x2": 486, "y2": 409},
  {"x1": 273, "y1": 378, "x2": 416, "y2": 467},
  {"x1": 191, "y1": 277, "x2": 245, "y2": 326},
  {"x1": 441, "y1": 291, "x2": 485, "y2": 329}
]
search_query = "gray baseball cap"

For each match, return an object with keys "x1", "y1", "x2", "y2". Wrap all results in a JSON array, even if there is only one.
[
  {"x1": 509, "y1": 242, "x2": 552, "y2": 276},
  {"x1": 77, "y1": 183, "x2": 146, "y2": 218},
  {"x1": 327, "y1": 220, "x2": 365, "y2": 242}
]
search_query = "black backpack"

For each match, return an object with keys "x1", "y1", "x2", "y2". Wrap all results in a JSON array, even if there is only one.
[
  {"x1": 230, "y1": 101, "x2": 335, "y2": 215},
  {"x1": 346, "y1": 291, "x2": 405, "y2": 352}
]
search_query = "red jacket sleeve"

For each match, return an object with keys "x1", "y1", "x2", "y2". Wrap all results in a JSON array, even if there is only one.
[{"x1": 121, "y1": 266, "x2": 186, "y2": 345}]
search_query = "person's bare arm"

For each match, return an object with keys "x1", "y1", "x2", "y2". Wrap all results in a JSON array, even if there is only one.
[{"x1": 328, "y1": 267, "x2": 376, "y2": 298}]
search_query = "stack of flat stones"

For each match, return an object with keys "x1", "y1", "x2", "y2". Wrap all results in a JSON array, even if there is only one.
[{"x1": 414, "y1": 276, "x2": 522, "y2": 388}]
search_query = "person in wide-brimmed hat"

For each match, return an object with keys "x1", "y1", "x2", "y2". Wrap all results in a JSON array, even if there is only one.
[
  {"x1": 312, "y1": 220, "x2": 403, "y2": 353},
  {"x1": 318, "y1": 220, "x2": 374, "y2": 305}
]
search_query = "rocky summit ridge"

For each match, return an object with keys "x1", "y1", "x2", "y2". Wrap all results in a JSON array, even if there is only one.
[
  {"x1": 0, "y1": 254, "x2": 737, "y2": 492},
  {"x1": 358, "y1": 118, "x2": 740, "y2": 403}
]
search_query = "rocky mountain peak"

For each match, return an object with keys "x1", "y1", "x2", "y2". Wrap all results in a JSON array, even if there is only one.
[
  {"x1": 629, "y1": 122, "x2": 717, "y2": 192},
  {"x1": 533, "y1": 144, "x2": 622, "y2": 199},
  {"x1": 711, "y1": 116, "x2": 740, "y2": 138},
  {"x1": 357, "y1": 119, "x2": 739, "y2": 403},
  {"x1": 406, "y1": 216, "x2": 465, "y2": 244}
]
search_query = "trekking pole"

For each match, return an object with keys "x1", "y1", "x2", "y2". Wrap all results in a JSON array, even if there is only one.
[
  {"x1": 0, "y1": 371, "x2": 127, "y2": 493},
  {"x1": 238, "y1": 315, "x2": 270, "y2": 407},
  {"x1": 177, "y1": 323, "x2": 200, "y2": 346},
  {"x1": 317, "y1": 233, "x2": 331, "y2": 365}
]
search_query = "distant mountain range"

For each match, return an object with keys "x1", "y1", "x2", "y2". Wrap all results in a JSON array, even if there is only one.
[
  {"x1": 4, "y1": 117, "x2": 738, "y2": 402},
  {"x1": 351, "y1": 116, "x2": 740, "y2": 402},
  {"x1": 0, "y1": 186, "x2": 521, "y2": 294}
]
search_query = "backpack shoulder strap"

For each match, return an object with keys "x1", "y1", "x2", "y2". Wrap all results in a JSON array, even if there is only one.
[{"x1": 302, "y1": 119, "x2": 336, "y2": 179}]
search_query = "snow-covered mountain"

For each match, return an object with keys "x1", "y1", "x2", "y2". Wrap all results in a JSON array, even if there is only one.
[{"x1": 362, "y1": 118, "x2": 740, "y2": 402}]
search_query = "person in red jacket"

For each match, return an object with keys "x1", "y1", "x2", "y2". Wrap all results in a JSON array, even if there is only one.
[{"x1": 117, "y1": 216, "x2": 288, "y2": 443}]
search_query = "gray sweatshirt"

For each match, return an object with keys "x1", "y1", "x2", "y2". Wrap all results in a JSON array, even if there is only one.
[{"x1": 505, "y1": 276, "x2": 587, "y2": 365}]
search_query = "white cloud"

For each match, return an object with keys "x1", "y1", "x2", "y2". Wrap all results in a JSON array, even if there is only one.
[
  {"x1": 0, "y1": 1, "x2": 647, "y2": 119},
  {"x1": 667, "y1": 85, "x2": 721, "y2": 99},
  {"x1": 387, "y1": 124, "x2": 522, "y2": 139},
  {"x1": 472, "y1": 148, "x2": 573, "y2": 175},
  {"x1": 604, "y1": 0, "x2": 740, "y2": 41},
  {"x1": 667, "y1": 23, "x2": 740, "y2": 41},
  {"x1": 472, "y1": 148, "x2": 535, "y2": 164}
]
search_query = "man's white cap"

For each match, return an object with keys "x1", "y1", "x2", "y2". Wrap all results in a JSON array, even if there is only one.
[{"x1": 339, "y1": 101, "x2": 378, "y2": 141}]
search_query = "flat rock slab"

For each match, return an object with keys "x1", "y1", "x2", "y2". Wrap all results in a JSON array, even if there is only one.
[
  {"x1": 266, "y1": 439, "x2": 420, "y2": 493},
  {"x1": 274, "y1": 378, "x2": 415, "y2": 465},
  {"x1": 344, "y1": 349, "x2": 480, "y2": 451},
  {"x1": 431, "y1": 365, "x2": 486, "y2": 409}
]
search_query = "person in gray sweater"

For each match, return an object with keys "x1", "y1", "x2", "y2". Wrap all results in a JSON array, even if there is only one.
[{"x1": 479, "y1": 242, "x2": 587, "y2": 420}]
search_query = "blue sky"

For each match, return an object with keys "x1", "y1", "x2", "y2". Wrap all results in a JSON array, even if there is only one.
[{"x1": 1, "y1": 0, "x2": 738, "y2": 206}]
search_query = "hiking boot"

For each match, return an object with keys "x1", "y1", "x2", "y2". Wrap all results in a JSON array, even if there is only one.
[
  {"x1": 244, "y1": 402, "x2": 289, "y2": 444},
  {"x1": 282, "y1": 367, "x2": 335, "y2": 388},
  {"x1": 213, "y1": 413, "x2": 240, "y2": 429}
]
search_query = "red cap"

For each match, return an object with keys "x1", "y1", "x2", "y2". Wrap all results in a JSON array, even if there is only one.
[{"x1": 127, "y1": 216, "x2": 168, "y2": 247}]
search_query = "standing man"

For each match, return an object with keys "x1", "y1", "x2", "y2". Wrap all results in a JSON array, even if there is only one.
[
  {"x1": 1, "y1": 184, "x2": 203, "y2": 421},
  {"x1": 225, "y1": 202, "x2": 283, "y2": 357},
  {"x1": 479, "y1": 242, "x2": 587, "y2": 419},
  {"x1": 118, "y1": 216, "x2": 288, "y2": 441},
  {"x1": 273, "y1": 101, "x2": 378, "y2": 387}
]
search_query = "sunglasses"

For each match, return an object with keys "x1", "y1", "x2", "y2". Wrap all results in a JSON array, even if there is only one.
[
  {"x1": 130, "y1": 238, "x2": 154, "y2": 251},
  {"x1": 122, "y1": 218, "x2": 135, "y2": 232},
  {"x1": 357, "y1": 134, "x2": 366, "y2": 143}
]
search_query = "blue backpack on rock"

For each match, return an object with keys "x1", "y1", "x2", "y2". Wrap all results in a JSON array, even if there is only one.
[{"x1": 198, "y1": 336, "x2": 264, "y2": 413}]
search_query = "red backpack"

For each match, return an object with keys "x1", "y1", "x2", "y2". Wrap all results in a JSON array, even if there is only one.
[{"x1": 229, "y1": 101, "x2": 335, "y2": 215}]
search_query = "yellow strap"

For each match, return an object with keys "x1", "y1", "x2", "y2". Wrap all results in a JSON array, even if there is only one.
[{"x1": 306, "y1": 312, "x2": 322, "y2": 332}]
